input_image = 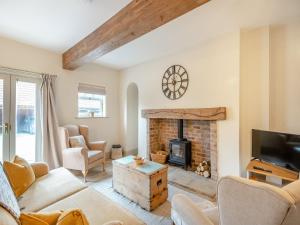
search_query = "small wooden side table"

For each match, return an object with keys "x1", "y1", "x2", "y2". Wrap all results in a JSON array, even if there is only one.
[
  {"x1": 113, "y1": 155, "x2": 168, "y2": 211},
  {"x1": 246, "y1": 160, "x2": 299, "y2": 187}
]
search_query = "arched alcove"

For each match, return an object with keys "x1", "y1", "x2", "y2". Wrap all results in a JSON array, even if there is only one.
[{"x1": 126, "y1": 83, "x2": 139, "y2": 154}]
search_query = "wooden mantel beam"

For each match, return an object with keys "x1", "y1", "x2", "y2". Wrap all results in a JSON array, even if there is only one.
[
  {"x1": 63, "y1": 0, "x2": 210, "y2": 70},
  {"x1": 142, "y1": 107, "x2": 226, "y2": 120}
]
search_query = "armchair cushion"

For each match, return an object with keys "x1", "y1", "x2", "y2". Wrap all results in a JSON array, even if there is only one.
[
  {"x1": 31, "y1": 162, "x2": 49, "y2": 179},
  {"x1": 64, "y1": 125, "x2": 80, "y2": 137},
  {"x1": 88, "y1": 151, "x2": 104, "y2": 164},
  {"x1": 69, "y1": 135, "x2": 88, "y2": 150}
]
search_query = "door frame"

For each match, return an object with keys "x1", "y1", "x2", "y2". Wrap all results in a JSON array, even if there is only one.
[
  {"x1": 0, "y1": 73, "x2": 11, "y2": 161},
  {"x1": 0, "y1": 67, "x2": 42, "y2": 162}
]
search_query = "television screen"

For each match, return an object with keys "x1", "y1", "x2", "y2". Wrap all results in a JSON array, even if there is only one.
[{"x1": 252, "y1": 129, "x2": 300, "y2": 172}]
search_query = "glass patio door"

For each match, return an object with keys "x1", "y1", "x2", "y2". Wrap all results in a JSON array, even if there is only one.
[{"x1": 0, "y1": 74, "x2": 41, "y2": 162}]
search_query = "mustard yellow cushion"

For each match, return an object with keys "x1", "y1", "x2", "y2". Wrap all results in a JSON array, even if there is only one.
[
  {"x1": 20, "y1": 211, "x2": 62, "y2": 225},
  {"x1": 3, "y1": 156, "x2": 35, "y2": 197},
  {"x1": 30, "y1": 162, "x2": 49, "y2": 178},
  {"x1": 57, "y1": 209, "x2": 89, "y2": 225},
  {"x1": 20, "y1": 213, "x2": 48, "y2": 225}
]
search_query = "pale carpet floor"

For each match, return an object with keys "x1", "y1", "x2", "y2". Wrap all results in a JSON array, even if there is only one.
[{"x1": 72, "y1": 163, "x2": 215, "y2": 225}]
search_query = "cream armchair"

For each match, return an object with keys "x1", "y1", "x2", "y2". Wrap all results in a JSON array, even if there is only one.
[
  {"x1": 59, "y1": 124, "x2": 107, "y2": 182},
  {"x1": 172, "y1": 176, "x2": 300, "y2": 225}
]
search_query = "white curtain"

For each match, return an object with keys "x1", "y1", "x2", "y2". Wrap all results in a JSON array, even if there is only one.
[{"x1": 41, "y1": 74, "x2": 62, "y2": 169}]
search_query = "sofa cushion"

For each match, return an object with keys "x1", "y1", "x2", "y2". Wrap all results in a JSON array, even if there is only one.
[
  {"x1": 0, "y1": 162, "x2": 20, "y2": 223},
  {"x1": 20, "y1": 213, "x2": 52, "y2": 225},
  {"x1": 20, "y1": 211, "x2": 62, "y2": 225},
  {"x1": 57, "y1": 209, "x2": 89, "y2": 225},
  {"x1": 3, "y1": 156, "x2": 36, "y2": 197},
  {"x1": 19, "y1": 167, "x2": 87, "y2": 212},
  {"x1": 40, "y1": 187, "x2": 145, "y2": 225},
  {"x1": 31, "y1": 162, "x2": 49, "y2": 179}
]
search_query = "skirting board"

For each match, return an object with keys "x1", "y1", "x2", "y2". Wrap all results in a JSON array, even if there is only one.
[{"x1": 106, "y1": 149, "x2": 138, "y2": 160}]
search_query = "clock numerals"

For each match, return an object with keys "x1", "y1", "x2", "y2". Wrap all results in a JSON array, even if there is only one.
[
  {"x1": 166, "y1": 91, "x2": 171, "y2": 99},
  {"x1": 180, "y1": 71, "x2": 186, "y2": 77},
  {"x1": 177, "y1": 66, "x2": 182, "y2": 74},
  {"x1": 180, "y1": 85, "x2": 187, "y2": 91},
  {"x1": 165, "y1": 70, "x2": 171, "y2": 77},
  {"x1": 172, "y1": 91, "x2": 176, "y2": 100},
  {"x1": 181, "y1": 78, "x2": 188, "y2": 83},
  {"x1": 177, "y1": 89, "x2": 182, "y2": 96},
  {"x1": 163, "y1": 87, "x2": 169, "y2": 94}
]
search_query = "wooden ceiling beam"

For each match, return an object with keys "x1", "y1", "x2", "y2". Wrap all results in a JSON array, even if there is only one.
[{"x1": 62, "y1": 0, "x2": 210, "y2": 70}]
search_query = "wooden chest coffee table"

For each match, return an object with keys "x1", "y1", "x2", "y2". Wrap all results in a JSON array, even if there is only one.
[{"x1": 112, "y1": 156, "x2": 168, "y2": 211}]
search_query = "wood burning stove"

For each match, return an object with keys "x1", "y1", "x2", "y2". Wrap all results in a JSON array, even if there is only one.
[{"x1": 169, "y1": 119, "x2": 191, "y2": 170}]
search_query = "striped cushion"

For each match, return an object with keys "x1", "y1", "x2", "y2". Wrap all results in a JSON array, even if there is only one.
[{"x1": 0, "y1": 162, "x2": 20, "y2": 223}]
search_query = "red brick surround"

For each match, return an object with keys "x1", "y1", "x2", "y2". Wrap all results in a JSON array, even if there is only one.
[{"x1": 147, "y1": 118, "x2": 218, "y2": 180}]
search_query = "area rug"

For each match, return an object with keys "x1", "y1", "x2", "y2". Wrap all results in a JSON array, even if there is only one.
[
  {"x1": 90, "y1": 177, "x2": 214, "y2": 225},
  {"x1": 72, "y1": 163, "x2": 217, "y2": 200},
  {"x1": 74, "y1": 164, "x2": 216, "y2": 225},
  {"x1": 168, "y1": 166, "x2": 217, "y2": 201}
]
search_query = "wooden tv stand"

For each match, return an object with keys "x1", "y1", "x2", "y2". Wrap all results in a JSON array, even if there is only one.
[{"x1": 246, "y1": 160, "x2": 299, "y2": 187}]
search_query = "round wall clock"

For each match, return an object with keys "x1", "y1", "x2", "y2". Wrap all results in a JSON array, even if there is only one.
[{"x1": 162, "y1": 65, "x2": 189, "y2": 100}]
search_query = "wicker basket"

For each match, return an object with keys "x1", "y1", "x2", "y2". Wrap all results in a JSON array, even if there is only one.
[{"x1": 151, "y1": 151, "x2": 168, "y2": 164}]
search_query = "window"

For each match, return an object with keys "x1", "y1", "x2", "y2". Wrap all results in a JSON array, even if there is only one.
[{"x1": 78, "y1": 83, "x2": 106, "y2": 118}]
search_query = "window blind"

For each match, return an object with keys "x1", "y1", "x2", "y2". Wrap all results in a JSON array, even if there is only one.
[{"x1": 78, "y1": 83, "x2": 106, "y2": 95}]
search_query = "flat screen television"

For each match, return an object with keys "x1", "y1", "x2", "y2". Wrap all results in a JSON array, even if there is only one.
[{"x1": 252, "y1": 129, "x2": 300, "y2": 172}]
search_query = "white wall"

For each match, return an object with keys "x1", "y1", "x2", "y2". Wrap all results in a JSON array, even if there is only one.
[
  {"x1": 239, "y1": 22, "x2": 300, "y2": 176},
  {"x1": 120, "y1": 32, "x2": 241, "y2": 177},
  {"x1": 0, "y1": 36, "x2": 120, "y2": 152},
  {"x1": 239, "y1": 27, "x2": 270, "y2": 176},
  {"x1": 270, "y1": 23, "x2": 300, "y2": 134}
]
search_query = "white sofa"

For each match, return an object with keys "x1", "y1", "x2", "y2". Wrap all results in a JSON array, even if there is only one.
[
  {"x1": 171, "y1": 176, "x2": 300, "y2": 225},
  {"x1": 1, "y1": 166, "x2": 144, "y2": 225}
]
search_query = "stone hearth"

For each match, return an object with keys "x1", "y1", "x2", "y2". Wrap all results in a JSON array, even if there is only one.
[{"x1": 142, "y1": 107, "x2": 226, "y2": 181}]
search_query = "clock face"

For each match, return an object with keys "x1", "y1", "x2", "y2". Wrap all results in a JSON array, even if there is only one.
[{"x1": 162, "y1": 65, "x2": 189, "y2": 100}]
